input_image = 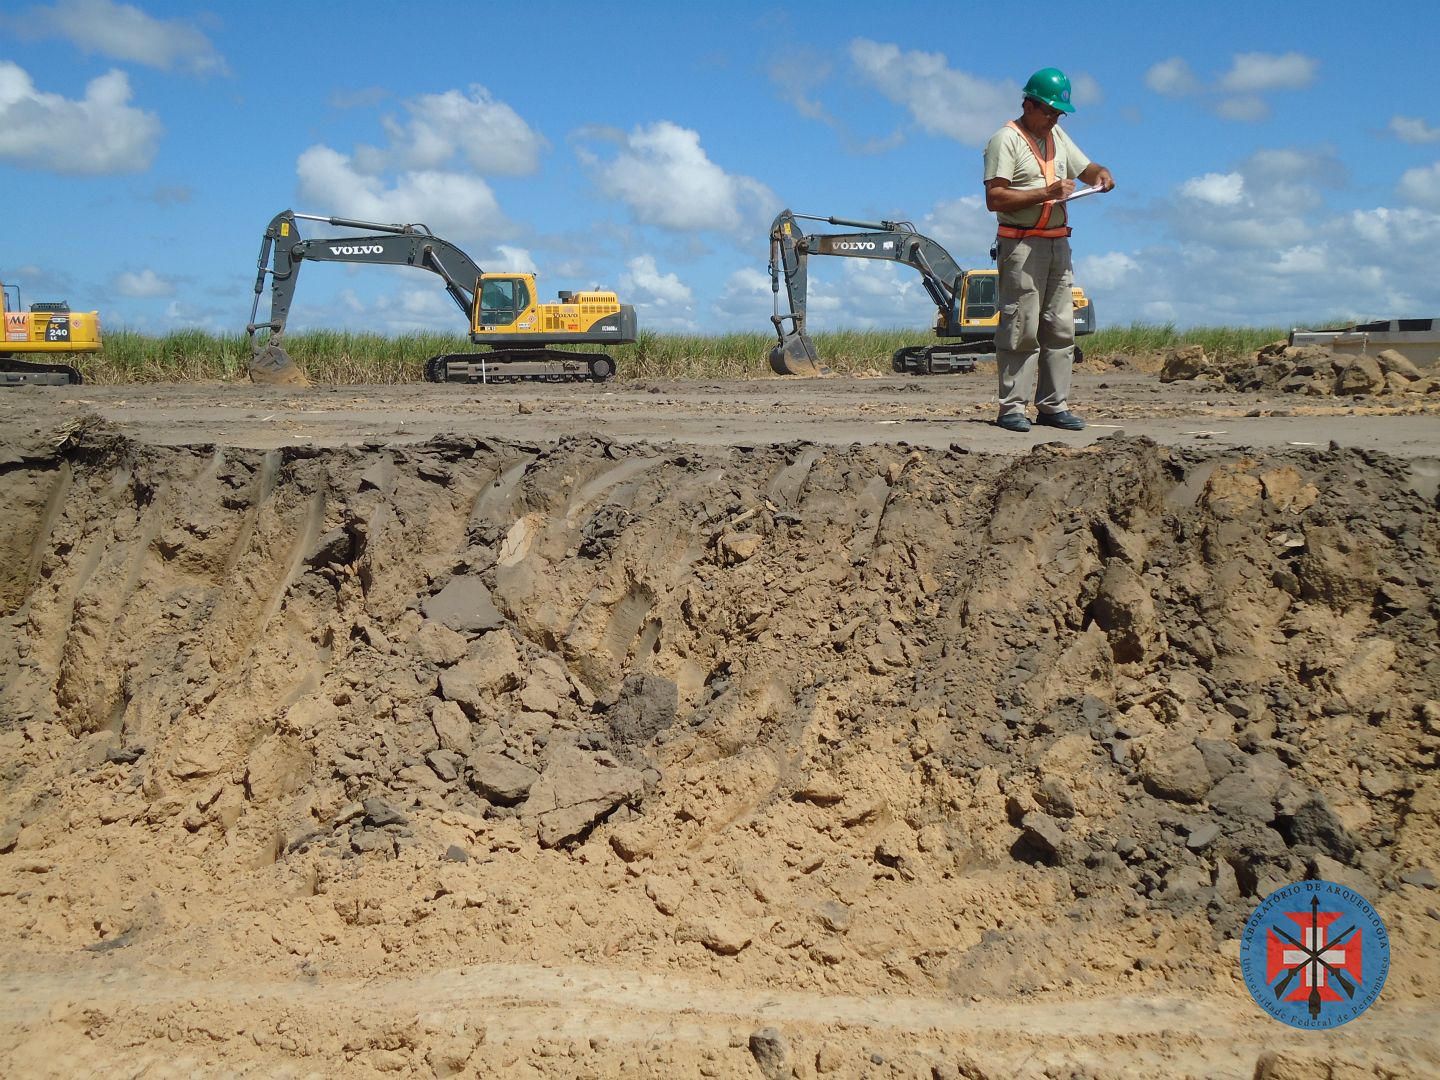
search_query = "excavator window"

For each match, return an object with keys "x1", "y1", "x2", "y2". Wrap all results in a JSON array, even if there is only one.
[
  {"x1": 479, "y1": 277, "x2": 531, "y2": 326},
  {"x1": 963, "y1": 274, "x2": 998, "y2": 321}
]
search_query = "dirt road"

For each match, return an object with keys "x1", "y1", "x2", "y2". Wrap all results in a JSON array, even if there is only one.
[
  {"x1": 1, "y1": 370, "x2": 1437, "y2": 1078},
  {"x1": 6, "y1": 372, "x2": 1437, "y2": 460}
]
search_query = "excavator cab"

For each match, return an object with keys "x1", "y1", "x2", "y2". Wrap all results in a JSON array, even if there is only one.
[
  {"x1": 477, "y1": 276, "x2": 531, "y2": 328},
  {"x1": 961, "y1": 273, "x2": 999, "y2": 323}
]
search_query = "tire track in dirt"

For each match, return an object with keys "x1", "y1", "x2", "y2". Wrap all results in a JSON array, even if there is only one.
[{"x1": 3, "y1": 957, "x2": 1434, "y2": 1076}]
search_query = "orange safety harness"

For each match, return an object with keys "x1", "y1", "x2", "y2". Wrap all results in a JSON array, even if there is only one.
[{"x1": 996, "y1": 120, "x2": 1072, "y2": 240}]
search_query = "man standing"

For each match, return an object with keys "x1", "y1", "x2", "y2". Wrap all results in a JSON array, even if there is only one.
[{"x1": 983, "y1": 67, "x2": 1114, "y2": 432}]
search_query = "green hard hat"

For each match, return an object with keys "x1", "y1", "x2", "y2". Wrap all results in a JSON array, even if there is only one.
[{"x1": 1023, "y1": 67, "x2": 1075, "y2": 113}]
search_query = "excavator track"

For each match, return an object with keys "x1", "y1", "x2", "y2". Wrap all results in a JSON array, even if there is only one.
[
  {"x1": 889, "y1": 342, "x2": 1081, "y2": 375},
  {"x1": 890, "y1": 345, "x2": 982, "y2": 375},
  {"x1": 425, "y1": 351, "x2": 616, "y2": 385},
  {"x1": 1, "y1": 356, "x2": 84, "y2": 386}
]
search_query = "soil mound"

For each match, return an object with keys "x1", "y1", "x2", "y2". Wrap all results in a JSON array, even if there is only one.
[
  {"x1": 1, "y1": 423, "x2": 1437, "y2": 1076},
  {"x1": 1161, "y1": 342, "x2": 1440, "y2": 400}
]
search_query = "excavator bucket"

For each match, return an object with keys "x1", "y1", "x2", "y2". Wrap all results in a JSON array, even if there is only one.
[
  {"x1": 248, "y1": 343, "x2": 310, "y2": 387},
  {"x1": 769, "y1": 331, "x2": 829, "y2": 377}
]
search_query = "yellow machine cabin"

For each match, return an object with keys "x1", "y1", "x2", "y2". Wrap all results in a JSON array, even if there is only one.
[
  {"x1": 2, "y1": 281, "x2": 100, "y2": 385},
  {"x1": 949, "y1": 268, "x2": 1094, "y2": 338},
  {"x1": 473, "y1": 276, "x2": 628, "y2": 340}
]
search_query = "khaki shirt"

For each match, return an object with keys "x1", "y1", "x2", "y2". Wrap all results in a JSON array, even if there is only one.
[{"x1": 982, "y1": 123, "x2": 1092, "y2": 229}]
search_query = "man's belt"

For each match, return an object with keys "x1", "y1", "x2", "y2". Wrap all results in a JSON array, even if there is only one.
[{"x1": 996, "y1": 224, "x2": 1072, "y2": 239}]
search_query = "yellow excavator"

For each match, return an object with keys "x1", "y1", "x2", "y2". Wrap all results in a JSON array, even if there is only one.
[
  {"x1": 768, "y1": 209, "x2": 1094, "y2": 375},
  {"x1": 2, "y1": 281, "x2": 100, "y2": 385},
  {"x1": 246, "y1": 210, "x2": 637, "y2": 386}
]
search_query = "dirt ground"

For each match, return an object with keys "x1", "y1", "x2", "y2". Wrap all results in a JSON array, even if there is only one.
[{"x1": 1, "y1": 362, "x2": 1438, "y2": 1079}]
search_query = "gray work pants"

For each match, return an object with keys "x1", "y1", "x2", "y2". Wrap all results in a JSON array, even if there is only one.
[{"x1": 994, "y1": 235, "x2": 1075, "y2": 417}]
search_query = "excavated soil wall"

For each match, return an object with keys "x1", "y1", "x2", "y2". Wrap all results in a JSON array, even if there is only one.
[{"x1": 1, "y1": 418, "x2": 1437, "y2": 1078}]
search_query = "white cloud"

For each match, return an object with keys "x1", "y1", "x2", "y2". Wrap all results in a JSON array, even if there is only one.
[
  {"x1": 1146, "y1": 52, "x2": 1317, "y2": 124},
  {"x1": 295, "y1": 145, "x2": 510, "y2": 242},
  {"x1": 1069, "y1": 73, "x2": 1103, "y2": 108},
  {"x1": 580, "y1": 121, "x2": 777, "y2": 234},
  {"x1": 0, "y1": 266, "x2": 75, "y2": 303},
  {"x1": 798, "y1": 255, "x2": 933, "y2": 331},
  {"x1": 1075, "y1": 251, "x2": 1141, "y2": 292},
  {"x1": 622, "y1": 254, "x2": 693, "y2": 306},
  {"x1": 768, "y1": 51, "x2": 835, "y2": 124},
  {"x1": 1167, "y1": 155, "x2": 1319, "y2": 251},
  {"x1": 852, "y1": 129, "x2": 907, "y2": 156},
  {"x1": 1218, "y1": 52, "x2": 1318, "y2": 94},
  {"x1": 353, "y1": 86, "x2": 546, "y2": 176},
  {"x1": 921, "y1": 195, "x2": 997, "y2": 266},
  {"x1": 1343, "y1": 206, "x2": 1440, "y2": 249},
  {"x1": 849, "y1": 38, "x2": 1014, "y2": 145},
  {"x1": 838, "y1": 258, "x2": 917, "y2": 308},
  {"x1": 493, "y1": 246, "x2": 538, "y2": 275},
  {"x1": 1269, "y1": 245, "x2": 1329, "y2": 275},
  {"x1": 715, "y1": 263, "x2": 863, "y2": 336},
  {"x1": 713, "y1": 267, "x2": 776, "y2": 325},
  {"x1": 113, "y1": 268, "x2": 173, "y2": 298},
  {"x1": 1179, "y1": 172, "x2": 1246, "y2": 207},
  {"x1": 1081, "y1": 146, "x2": 1440, "y2": 332},
  {"x1": 159, "y1": 298, "x2": 226, "y2": 332},
  {"x1": 290, "y1": 86, "x2": 542, "y2": 258},
  {"x1": 768, "y1": 47, "x2": 912, "y2": 156},
  {"x1": 305, "y1": 274, "x2": 465, "y2": 335},
  {"x1": 368, "y1": 284, "x2": 463, "y2": 334},
  {"x1": 1390, "y1": 116, "x2": 1440, "y2": 144},
  {"x1": 12, "y1": 0, "x2": 227, "y2": 77},
  {"x1": 330, "y1": 87, "x2": 389, "y2": 111},
  {"x1": 1398, "y1": 161, "x2": 1440, "y2": 209},
  {"x1": 618, "y1": 255, "x2": 697, "y2": 331},
  {"x1": 1215, "y1": 95, "x2": 1269, "y2": 123},
  {"x1": 1247, "y1": 148, "x2": 1329, "y2": 181},
  {"x1": 1145, "y1": 58, "x2": 1199, "y2": 97},
  {"x1": 1239, "y1": 148, "x2": 1336, "y2": 213},
  {"x1": 0, "y1": 61, "x2": 161, "y2": 173}
]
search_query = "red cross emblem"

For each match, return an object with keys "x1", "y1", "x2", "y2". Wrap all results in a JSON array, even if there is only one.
[{"x1": 1264, "y1": 897, "x2": 1365, "y2": 1014}]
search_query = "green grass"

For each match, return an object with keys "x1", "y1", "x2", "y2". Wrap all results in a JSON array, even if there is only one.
[{"x1": 70, "y1": 323, "x2": 1309, "y2": 384}]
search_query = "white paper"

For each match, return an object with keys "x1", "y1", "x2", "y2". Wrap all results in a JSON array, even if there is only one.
[{"x1": 1061, "y1": 186, "x2": 1106, "y2": 204}]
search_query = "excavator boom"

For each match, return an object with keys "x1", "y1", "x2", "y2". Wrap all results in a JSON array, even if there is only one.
[{"x1": 247, "y1": 210, "x2": 485, "y2": 385}]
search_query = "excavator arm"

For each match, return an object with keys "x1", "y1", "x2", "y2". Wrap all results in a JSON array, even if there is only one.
[
  {"x1": 769, "y1": 209, "x2": 970, "y2": 376},
  {"x1": 247, "y1": 209, "x2": 486, "y2": 385}
]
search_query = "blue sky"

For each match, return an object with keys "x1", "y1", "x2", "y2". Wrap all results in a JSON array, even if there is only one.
[{"x1": 3, "y1": 0, "x2": 1439, "y2": 342}]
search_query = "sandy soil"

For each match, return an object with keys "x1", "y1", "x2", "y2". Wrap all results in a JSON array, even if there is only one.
[{"x1": 1, "y1": 364, "x2": 1438, "y2": 1079}]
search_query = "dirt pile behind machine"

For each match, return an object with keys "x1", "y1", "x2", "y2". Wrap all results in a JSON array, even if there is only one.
[
  {"x1": 246, "y1": 210, "x2": 637, "y2": 386},
  {"x1": 767, "y1": 209, "x2": 1094, "y2": 376},
  {"x1": 2, "y1": 281, "x2": 99, "y2": 386}
]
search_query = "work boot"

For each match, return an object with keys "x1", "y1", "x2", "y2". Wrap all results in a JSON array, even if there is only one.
[
  {"x1": 996, "y1": 412, "x2": 1032, "y2": 432},
  {"x1": 1036, "y1": 410, "x2": 1085, "y2": 430}
]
